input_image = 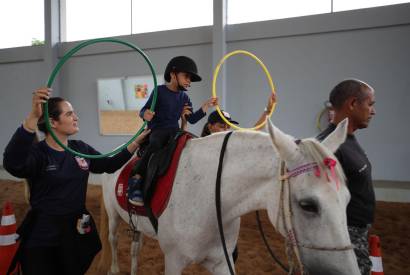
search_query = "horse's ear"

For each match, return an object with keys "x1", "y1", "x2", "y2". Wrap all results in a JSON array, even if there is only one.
[
  {"x1": 321, "y1": 118, "x2": 348, "y2": 153},
  {"x1": 267, "y1": 118, "x2": 300, "y2": 161}
]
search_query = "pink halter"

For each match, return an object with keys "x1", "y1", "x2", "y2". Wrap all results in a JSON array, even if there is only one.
[{"x1": 286, "y1": 157, "x2": 340, "y2": 190}]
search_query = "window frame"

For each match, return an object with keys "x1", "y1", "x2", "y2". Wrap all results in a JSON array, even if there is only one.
[{"x1": 0, "y1": 2, "x2": 409, "y2": 64}]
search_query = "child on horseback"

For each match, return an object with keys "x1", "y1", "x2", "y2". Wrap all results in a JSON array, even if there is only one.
[{"x1": 128, "y1": 56, "x2": 218, "y2": 206}]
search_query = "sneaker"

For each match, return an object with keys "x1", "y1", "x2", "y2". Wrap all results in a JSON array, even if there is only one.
[{"x1": 127, "y1": 177, "x2": 144, "y2": 206}]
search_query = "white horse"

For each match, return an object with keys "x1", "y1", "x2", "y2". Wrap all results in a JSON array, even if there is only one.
[{"x1": 98, "y1": 119, "x2": 360, "y2": 275}]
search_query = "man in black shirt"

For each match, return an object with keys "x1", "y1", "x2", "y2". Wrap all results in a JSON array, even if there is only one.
[{"x1": 317, "y1": 79, "x2": 376, "y2": 275}]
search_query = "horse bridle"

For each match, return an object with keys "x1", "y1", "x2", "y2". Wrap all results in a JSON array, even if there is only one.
[{"x1": 278, "y1": 160, "x2": 354, "y2": 274}]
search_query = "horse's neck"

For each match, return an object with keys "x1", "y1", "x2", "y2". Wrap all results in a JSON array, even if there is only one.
[{"x1": 216, "y1": 131, "x2": 282, "y2": 225}]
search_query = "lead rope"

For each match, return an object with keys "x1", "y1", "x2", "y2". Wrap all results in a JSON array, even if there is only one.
[
  {"x1": 279, "y1": 161, "x2": 305, "y2": 275},
  {"x1": 215, "y1": 131, "x2": 235, "y2": 275},
  {"x1": 279, "y1": 162, "x2": 296, "y2": 274},
  {"x1": 127, "y1": 204, "x2": 140, "y2": 242},
  {"x1": 255, "y1": 210, "x2": 289, "y2": 273}
]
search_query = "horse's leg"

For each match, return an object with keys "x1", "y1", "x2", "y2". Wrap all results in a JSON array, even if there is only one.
[
  {"x1": 98, "y1": 194, "x2": 121, "y2": 275},
  {"x1": 130, "y1": 230, "x2": 143, "y2": 275},
  {"x1": 164, "y1": 252, "x2": 189, "y2": 275},
  {"x1": 203, "y1": 256, "x2": 236, "y2": 275},
  {"x1": 107, "y1": 208, "x2": 121, "y2": 274},
  {"x1": 201, "y1": 245, "x2": 237, "y2": 275}
]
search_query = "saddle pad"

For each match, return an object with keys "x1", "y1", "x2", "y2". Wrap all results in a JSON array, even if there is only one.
[{"x1": 115, "y1": 133, "x2": 192, "y2": 217}]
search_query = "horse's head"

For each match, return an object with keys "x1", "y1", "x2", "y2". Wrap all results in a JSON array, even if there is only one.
[{"x1": 266, "y1": 118, "x2": 360, "y2": 275}]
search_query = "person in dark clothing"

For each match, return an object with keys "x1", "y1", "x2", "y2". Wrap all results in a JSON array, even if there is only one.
[
  {"x1": 317, "y1": 79, "x2": 376, "y2": 275},
  {"x1": 128, "y1": 56, "x2": 218, "y2": 206},
  {"x1": 3, "y1": 88, "x2": 150, "y2": 275},
  {"x1": 199, "y1": 110, "x2": 239, "y2": 136},
  {"x1": 198, "y1": 94, "x2": 275, "y2": 136}
]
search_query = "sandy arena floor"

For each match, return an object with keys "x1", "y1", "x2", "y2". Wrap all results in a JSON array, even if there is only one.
[{"x1": 1, "y1": 180, "x2": 409, "y2": 275}]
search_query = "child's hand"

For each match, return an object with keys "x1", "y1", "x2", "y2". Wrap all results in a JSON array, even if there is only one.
[
  {"x1": 143, "y1": 109, "x2": 155, "y2": 121},
  {"x1": 180, "y1": 105, "x2": 192, "y2": 131},
  {"x1": 181, "y1": 104, "x2": 193, "y2": 120},
  {"x1": 201, "y1": 97, "x2": 218, "y2": 113}
]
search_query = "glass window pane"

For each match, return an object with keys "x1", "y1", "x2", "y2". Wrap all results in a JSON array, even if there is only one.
[
  {"x1": 65, "y1": 0, "x2": 131, "y2": 42},
  {"x1": 132, "y1": 0, "x2": 212, "y2": 34},
  {"x1": 333, "y1": 0, "x2": 410, "y2": 12},
  {"x1": 0, "y1": 0, "x2": 44, "y2": 49},
  {"x1": 228, "y1": 0, "x2": 330, "y2": 25}
]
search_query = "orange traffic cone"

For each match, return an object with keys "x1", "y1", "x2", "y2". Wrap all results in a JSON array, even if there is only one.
[
  {"x1": 0, "y1": 201, "x2": 20, "y2": 275},
  {"x1": 369, "y1": 234, "x2": 384, "y2": 275}
]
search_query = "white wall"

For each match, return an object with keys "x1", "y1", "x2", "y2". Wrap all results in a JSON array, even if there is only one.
[
  {"x1": 0, "y1": 4, "x2": 409, "y2": 200},
  {"x1": 226, "y1": 24, "x2": 410, "y2": 181},
  {"x1": 123, "y1": 74, "x2": 163, "y2": 111},
  {"x1": 97, "y1": 78, "x2": 125, "y2": 111},
  {"x1": 0, "y1": 58, "x2": 47, "y2": 152},
  {"x1": 56, "y1": 42, "x2": 213, "y2": 152}
]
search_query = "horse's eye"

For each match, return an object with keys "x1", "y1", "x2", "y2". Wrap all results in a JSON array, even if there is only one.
[{"x1": 299, "y1": 199, "x2": 319, "y2": 214}]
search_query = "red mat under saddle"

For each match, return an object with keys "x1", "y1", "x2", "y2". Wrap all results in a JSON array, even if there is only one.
[{"x1": 115, "y1": 133, "x2": 192, "y2": 217}]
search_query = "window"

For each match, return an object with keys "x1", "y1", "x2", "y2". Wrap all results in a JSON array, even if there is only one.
[
  {"x1": 65, "y1": 0, "x2": 131, "y2": 42},
  {"x1": 64, "y1": 0, "x2": 212, "y2": 42},
  {"x1": 333, "y1": 0, "x2": 410, "y2": 12},
  {"x1": 0, "y1": 0, "x2": 44, "y2": 49},
  {"x1": 228, "y1": 0, "x2": 331, "y2": 24},
  {"x1": 131, "y1": 0, "x2": 212, "y2": 34},
  {"x1": 228, "y1": 0, "x2": 410, "y2": 25}
]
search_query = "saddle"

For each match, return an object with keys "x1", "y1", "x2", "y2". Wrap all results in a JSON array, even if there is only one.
[
  {"x1": 143, "y1": 131, "x2": 186, "y2": 202},
  {"x1": 115, "y1": 131, "x2": 194, "y2": 231}
]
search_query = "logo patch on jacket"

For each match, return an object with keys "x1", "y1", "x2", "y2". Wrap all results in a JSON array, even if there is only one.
[
  {"x1": 75, "y1": 156, "x2": 89, "y2": 170},
  {"x1": 358, "y1": 164, "x2": 368, "y2": 173},
  {"x1": 45, "y1": 164, "x2": 58, "y2": 171}
]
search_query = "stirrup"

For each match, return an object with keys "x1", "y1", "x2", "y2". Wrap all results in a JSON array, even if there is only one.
[{"x1": 128, "y1": 198, "x2": 144, "y2": 207}]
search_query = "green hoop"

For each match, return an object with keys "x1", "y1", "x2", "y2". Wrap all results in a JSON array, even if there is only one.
[{"x1": 45, "y1": 38, "x2": 158, "y2": 159}]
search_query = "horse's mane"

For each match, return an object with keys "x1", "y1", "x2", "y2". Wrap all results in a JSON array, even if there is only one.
[
  {"x1": 196, "y1": 130, "x2": 345, "y2": 185},
  {"x1": 298, "y1": 138, "x2": 346, "y2": 185}
]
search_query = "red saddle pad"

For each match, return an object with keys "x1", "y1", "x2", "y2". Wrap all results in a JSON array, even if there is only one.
[{"x1": 115, "y1": 133, "x2": 192, "y2": 217}]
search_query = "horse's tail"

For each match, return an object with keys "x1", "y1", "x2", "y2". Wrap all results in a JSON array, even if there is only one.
[{"x1": 97, "y1": 188, "x2": 112, "y2": 273}]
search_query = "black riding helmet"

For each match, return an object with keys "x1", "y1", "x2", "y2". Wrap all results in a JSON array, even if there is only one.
[{"x1": 164, "y1": 56, "x2": 202, "y2": 83}]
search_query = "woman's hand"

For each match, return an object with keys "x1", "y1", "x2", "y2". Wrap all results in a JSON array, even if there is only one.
[
  {"x1": 29, "y1": 88, "x2": 51, "y2": 120},
  {"x1": 265, "y1": 93, "x2": 276, "y2": 114},
  {"x1": 135, "y1": 128, "x2": 151, "y2": 144},
  {"x1": 127, "y1": 129, "x2": 151, "y2": 153},
  {"x1": 201, "y1": 97, "x2": 218, "y2": 113},
  {"x1": 253, "y1": 93, "x2": 277, "y2": 129},
  {"x1": 24, "y1": 88, "x2": 51, "y2": 133}
]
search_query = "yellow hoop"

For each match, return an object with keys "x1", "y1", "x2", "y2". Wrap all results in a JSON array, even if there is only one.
[{"x1": 212, "y1": 50, "x2": 277, "y2": 130}]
